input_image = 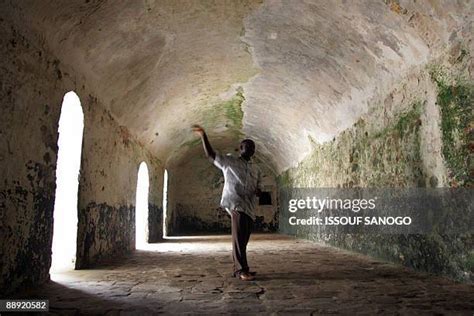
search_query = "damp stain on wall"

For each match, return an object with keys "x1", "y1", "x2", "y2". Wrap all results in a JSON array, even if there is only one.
[{"x1": 76, "y1": 202, "x2": 135, "y2": 268}]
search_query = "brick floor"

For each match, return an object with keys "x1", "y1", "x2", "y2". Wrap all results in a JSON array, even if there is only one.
[{"x1": 17, "y1": 234, "x2": 474, "y2": 315}]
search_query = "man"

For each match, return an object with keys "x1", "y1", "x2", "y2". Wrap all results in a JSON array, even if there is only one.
[{"x1": 192, "y1": 124, "x2": 261, "y2": 281}]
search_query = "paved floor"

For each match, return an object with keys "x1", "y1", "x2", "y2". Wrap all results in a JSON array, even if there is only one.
[{"x1": 18, "y1": 234, "x2": 474, "y2": 315}]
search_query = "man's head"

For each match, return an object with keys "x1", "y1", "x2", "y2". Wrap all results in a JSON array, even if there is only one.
[{"x1": 239, "y1": 139, "x2": 255, "y2": 160}]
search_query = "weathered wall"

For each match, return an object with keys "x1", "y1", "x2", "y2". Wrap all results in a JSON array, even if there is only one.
[
  {"x1": 148, "y1": 172, "x2": 165, "y2": 243},
  {"x1": 0, "y1": 17, "x2": 65, "y2": 296},
  {"x1": 278, "y1": 48, "x2": 473, "y2": 282},
  {"x1": 0, "y1": 12, "x2": 164, "y2": 294},
  {"x1": 167, "y1": 144, "x2": 278, "y2": 235},
  {"x1": 75, "y1": 97, "x2": 164, "y2": 268}
]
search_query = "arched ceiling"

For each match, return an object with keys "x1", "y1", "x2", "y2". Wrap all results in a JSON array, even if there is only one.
[{"x1": 4, "y1": 0, "x2": 472, "y2": 173}]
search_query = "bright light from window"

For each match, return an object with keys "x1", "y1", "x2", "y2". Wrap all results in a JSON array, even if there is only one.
[
  {"x1": 136, "y1": 162, "x2": 149, "y2": 249},
  {"x1": 50, "y1": 91, "x2": 83, "y2": 273},
  {"x1": 162, "y1": 169, "x2": 168, "y2": 237}
]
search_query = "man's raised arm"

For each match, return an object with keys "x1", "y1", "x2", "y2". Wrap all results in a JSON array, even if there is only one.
[{"x1": 191, "y1": 124, "x2": 216, "y2": 161}]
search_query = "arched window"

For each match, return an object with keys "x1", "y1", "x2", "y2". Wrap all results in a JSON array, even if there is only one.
[
  {"x1": 50, "y1": 91, "x2": 84, "y2": 273},
  {"x1": 136, "y1": 162, "x2": 149, "y2": 248}
]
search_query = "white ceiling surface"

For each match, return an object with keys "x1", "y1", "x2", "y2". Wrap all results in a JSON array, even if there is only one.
[{"x1": 7, "y1": 0, "x2": 472, "y2": 172}]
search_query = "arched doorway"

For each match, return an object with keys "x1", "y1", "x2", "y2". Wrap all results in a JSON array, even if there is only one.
[
  {"x1": 50, "y1": 91, "x2": 84, "y2": 273},
  {"x1": 136, "y1": 162, "x2": 149, "y2": 248}
]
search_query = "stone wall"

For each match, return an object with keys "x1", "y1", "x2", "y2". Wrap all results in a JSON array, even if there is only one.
[
  {"x1": 278, "y1": 48, "x2": 473, "y2": 282},
  {"x1": 167, "y1": 144, "x2": 278, "y2": 235},
  {"x1": 0, "y1": 14, "x2": 164, "y2": 294},
  {"x1": 0, "y1": 17, "x2": 64, "y2": 295},
  {"x1": 75, "y1": 96, "x2": 164, "y2": 268}
]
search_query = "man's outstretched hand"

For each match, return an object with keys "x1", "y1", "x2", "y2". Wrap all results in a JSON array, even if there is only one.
[
  {"x1": 191, "y1": 124, "x2": 205, "y2": 136},
  {"x1": 191, "y1": 124, "x2": 215, "y2": 160}
]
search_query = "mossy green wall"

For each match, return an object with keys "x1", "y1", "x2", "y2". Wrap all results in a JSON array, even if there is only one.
[
  {"x1": 278, "y1": 101, "x2": 425, "y2": 188},
  {"x1": 278, "y1": 53, "x2": 473, "y2": 282},
  {"x1": 430, "y1": 66, "x2": 473, "y2": 187}
]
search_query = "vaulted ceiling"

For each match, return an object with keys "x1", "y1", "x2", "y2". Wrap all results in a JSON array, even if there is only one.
[{"x1": 4, "y1": 0, "x2": 472, "y2": 172}]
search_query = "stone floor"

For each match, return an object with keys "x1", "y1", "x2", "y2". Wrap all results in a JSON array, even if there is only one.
[{"x1": 17, "y1": 234, "x2": 474, "y2": 315}]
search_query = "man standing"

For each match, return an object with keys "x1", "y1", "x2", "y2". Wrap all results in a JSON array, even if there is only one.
[{"x1": 192, "y1": 124, "x2": 261, "y2": 281}]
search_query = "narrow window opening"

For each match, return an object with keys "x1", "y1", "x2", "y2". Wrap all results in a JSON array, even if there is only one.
[
  {"x1": 136, "y1": 162, "x2": 149, "y2": 249},
  {"x1": 50, "y1": 91, "x2": 84, "y2": 273},
  {"x1": 162, "y1": 169, "x2": 169, "y2": 237}
]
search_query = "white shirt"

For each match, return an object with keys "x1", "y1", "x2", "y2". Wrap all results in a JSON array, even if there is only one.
[{"x1": 213, "y1": 152, "x2": 262, "y2": 221}]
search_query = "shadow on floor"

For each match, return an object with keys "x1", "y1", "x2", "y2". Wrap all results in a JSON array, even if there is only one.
[{"x1": 9, "y1": 280, "x2": 159, "y2": 315}]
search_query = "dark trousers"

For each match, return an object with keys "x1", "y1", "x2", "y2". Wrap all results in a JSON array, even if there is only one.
[{"x1": 230, "y1": 210, "x2": 253, "y2": 275}]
